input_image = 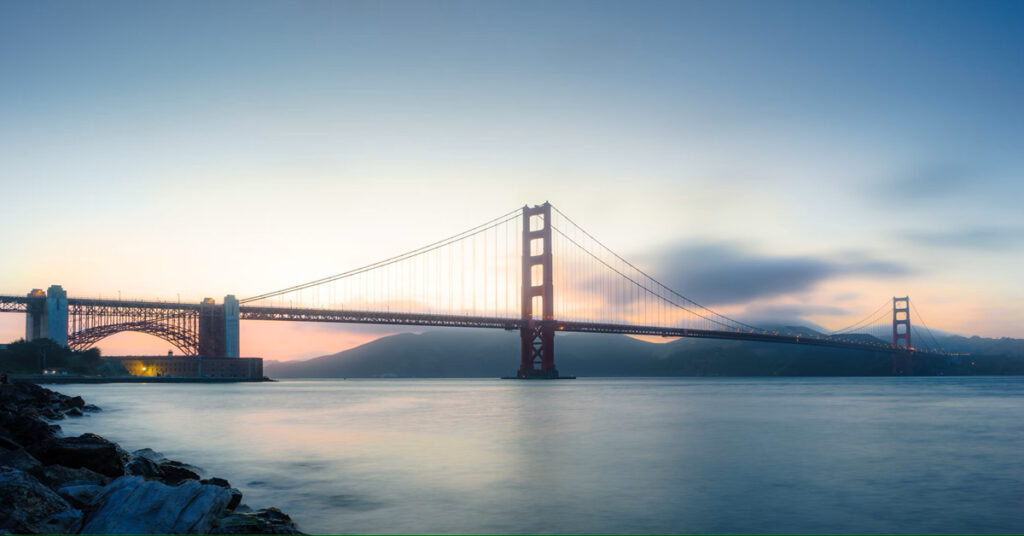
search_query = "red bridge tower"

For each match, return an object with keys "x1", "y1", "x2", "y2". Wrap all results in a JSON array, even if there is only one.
[
  {"x1": 518, "y1": 202, "x2": 559, "y2": 378},
  {"x1": 892, "y1": 296, "x2": 912, "y2": 374}
]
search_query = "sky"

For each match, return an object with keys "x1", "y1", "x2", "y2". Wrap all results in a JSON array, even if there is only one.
[{"x1": 1, "y1": 0, "x2": 1022, "y2": 360}]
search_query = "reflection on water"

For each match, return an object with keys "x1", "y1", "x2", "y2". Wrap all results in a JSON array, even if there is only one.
[{"x1": 53, "y1": 377, "x2": 1024, "y2": 534}]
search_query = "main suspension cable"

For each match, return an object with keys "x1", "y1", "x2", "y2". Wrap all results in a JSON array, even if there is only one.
[
  {"x1": 242, "y1": 208, "x2": 522, "y2": 303},
  {"x1": 551, "y1": 205, "x2": 763, "y2": 332}
]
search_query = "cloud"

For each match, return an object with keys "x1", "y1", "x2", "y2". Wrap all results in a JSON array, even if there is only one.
[
  {"x1": 740, "y1": 303, "x2": 850, "y2": 319},
  {"x1": 872, "y1": 162, "x2": 1022, "y2": 209},
  {"x1": 891, "y1": 163, "x2": 973, "y2": 199},
  {"x1": 249, "y1": 320, "x2": 405, "y2": 336},
  {"x1": 648, "y1": 242, "x2": 911, "y2": 306},
  {"x1": 904, "y1": 227, "x2": 1024, "y2": 249}
]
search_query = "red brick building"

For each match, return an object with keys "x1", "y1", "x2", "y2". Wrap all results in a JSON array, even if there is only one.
[{"x1": 113, "y1": 356, "x2": 263, "y2": 380}]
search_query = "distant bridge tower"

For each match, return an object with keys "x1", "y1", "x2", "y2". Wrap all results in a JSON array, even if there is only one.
[
  {"x1": 519, "y1": 202, "x2": 559, "y2": 378},
  {"x1": 892, "y1": 296, "x2": 912, "y2": 374},
  {"x1": 893, "y1": 296, "x2": 911, "y2": 349}
]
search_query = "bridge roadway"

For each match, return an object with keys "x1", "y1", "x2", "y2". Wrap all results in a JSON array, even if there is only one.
[
  {"x1": 241, "y1": 305, "x2": 925, "y2": 355},
  {"x1": 0, "y1": 295, "x2": 930, "y2": 356}
]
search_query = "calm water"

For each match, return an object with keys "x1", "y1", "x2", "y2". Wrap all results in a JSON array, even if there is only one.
[{"x1": 50, "y1": 377, "x2": 1024, "y2": 534}]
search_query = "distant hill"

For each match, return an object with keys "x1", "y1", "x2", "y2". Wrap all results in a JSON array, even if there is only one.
[{"x1": 264, "y1": 328, "x2": 1024, "y2": 378}]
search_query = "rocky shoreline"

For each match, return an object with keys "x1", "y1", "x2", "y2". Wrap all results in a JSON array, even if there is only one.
[{"x1": 0, "y1": 383, "x2": 303, "y2": 534}]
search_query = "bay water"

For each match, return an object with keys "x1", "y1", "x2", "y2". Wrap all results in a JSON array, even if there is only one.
[{"x1": 52, "y1": 377, "x2": 1024, "y2": 534}]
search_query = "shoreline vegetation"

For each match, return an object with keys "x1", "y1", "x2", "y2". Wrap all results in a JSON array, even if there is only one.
[
  {"x1": 0, "y1": 339, "x2": 270, "y2": 383},
  {"x1": 0, "y1": 339, "x2": 127, "y2": 377},
  {"x1": 0, "y1": 382, "x2": 303, "y2": 534},
  {"x1": 10, "y1": 376, "x2": 273, "y2": 384}
]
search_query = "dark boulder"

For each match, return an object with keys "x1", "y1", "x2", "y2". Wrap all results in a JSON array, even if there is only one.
[
  {"x1": 34, "y1": 464, "x2": 110, "y2": 489},
  {"x1": 212, "y1": 507, "x2": 303, "y2": 534},
  {"x1": 66, "y1": 395, "x2": 86, "y2": 409},
  {"x1": 0, "y1": 383, "x2": 50, "y2": 407},
  {"x1": 159, "y1": 460, "x2": 202, "y2": 485},
  {"x1": 0, "y1": 466, "x2": 83, "y2": 534},
  {"x1": 65, "y1": 407, "x2": 84, "y2": 417},
  {"x1": 0, "y1": 425, "x2": 22, "y2": 449},
  {"x1": 0, "y1": 412, "x2": 58, "y2": 449},
  {"x1": 0, "y1": 447, "x2": 43, "y2": 474},
  {"x1": 227, "y1": 487, "x2": 243, "y2": 510},
  {"x1": 131, "y1": 447, "x2": 164, "y2": 462},
  {"x1": 33, "y1": 433, "x2": 128, "y2": 478},
  {"x1": 202, "y1": 477, "x2": 232, "y2": 488},
  {"x1": 0, "y1": 433, "x2": 21, "y2": 450},
  {"x1": 126, "y1": 454, "x2": 164, "y2": 479}
]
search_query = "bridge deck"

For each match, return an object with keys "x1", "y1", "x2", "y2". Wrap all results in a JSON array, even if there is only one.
[
  {"x1": 237, "y1": 305, "x2": 931, "y2": 355},
  {"x1": 0, "y1": 296, "x2": 936, "y2": 355}
]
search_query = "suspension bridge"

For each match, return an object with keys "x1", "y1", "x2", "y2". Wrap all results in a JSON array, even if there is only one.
[{"x1": 0, "y1": 202, "x2": 949, "y2": 377}]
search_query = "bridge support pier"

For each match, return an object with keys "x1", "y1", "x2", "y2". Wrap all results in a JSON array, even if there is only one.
[
  {"x1": 24, "y1": 285, "x2": 68, "y2": 347},
  {"x1": 517, "y1": 203, "x2": 560, "y2": 379},
  {"x1": 892, "y1": 353, "x2": 913, "y2": 375},
  {"x1": 198, "y1": 295, "x2": 241, "y2": 357},
  {"x1": 198, "y1": 298, "x2": 223, "y2": 357},
  {"x1": 224, "y1": 295, "x2": 239, "y2": 358}
]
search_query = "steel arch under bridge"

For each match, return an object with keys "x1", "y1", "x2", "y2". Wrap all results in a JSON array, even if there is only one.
[
  {"x1": 67, "y1": 320, "x2": 199, "y2": 356},
  {"x1": 67, "y1": 300, "x2": 202, "y2": 356}
]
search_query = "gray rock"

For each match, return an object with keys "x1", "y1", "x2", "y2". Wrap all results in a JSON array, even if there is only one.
[
  {"x1": 56, "y1": 483, "x2": 105, "y2": 509},
  {"x1": 41, "y1": 508, "x2": 83, "y2": 531},
  {"x1": 81, "y1": 475, "x2": 233, "y2": 534},
  {"x1": 65, "y1": 407, "x2": 84, "y2": 417},
  {"x1": 0, "y1": 467, "x2": 83, "y2": 534},
  {"x1": 198, "y1": 478, "x2": 242, "y2": 508}
]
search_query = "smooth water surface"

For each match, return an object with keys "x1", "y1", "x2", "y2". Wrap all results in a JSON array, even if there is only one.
[{"x1": 52, "y1": 377, "x2": 1024, "y2": 534}]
